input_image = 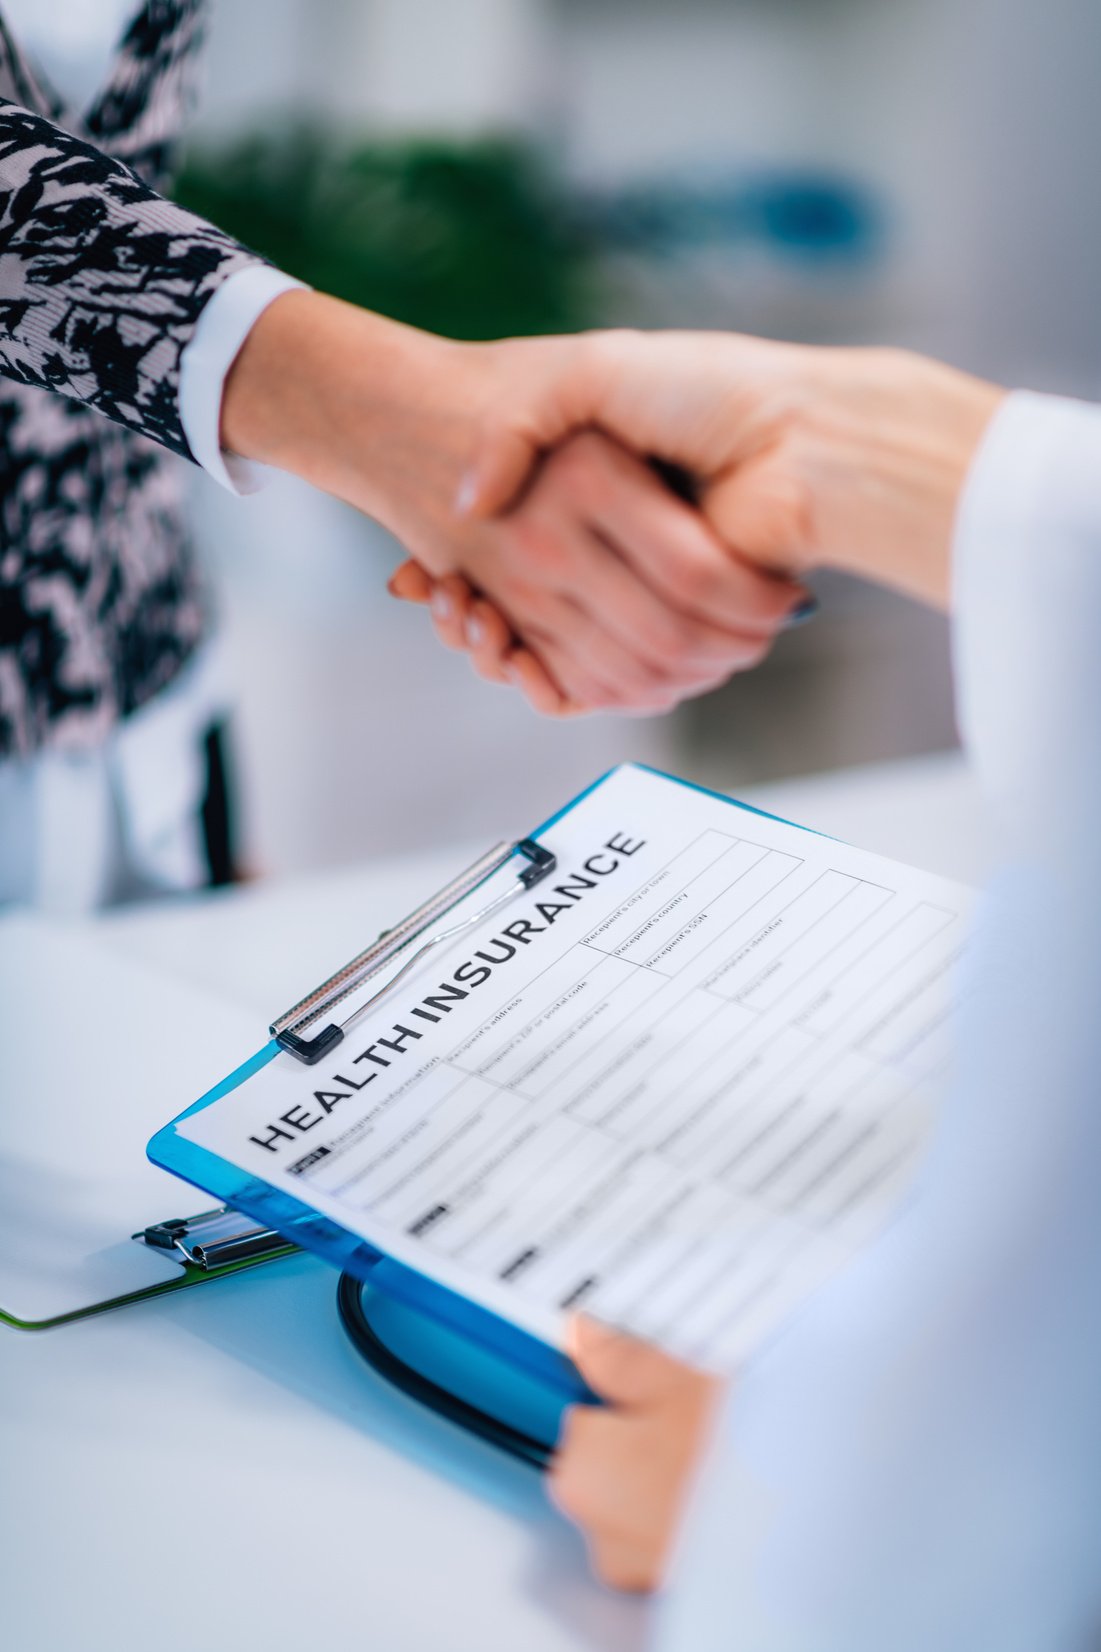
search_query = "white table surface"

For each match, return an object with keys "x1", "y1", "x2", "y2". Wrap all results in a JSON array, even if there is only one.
[{"x1": 0, "y1": 752, "x2": 984, "y2": 1652}]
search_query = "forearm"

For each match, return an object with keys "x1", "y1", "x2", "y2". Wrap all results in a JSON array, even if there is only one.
[
  {"x1": 222, "y1": 293, "x2": 447, "y2": 503},
  {"x1": 0, "y1": 99, "x2": 265, "y2": 457}
]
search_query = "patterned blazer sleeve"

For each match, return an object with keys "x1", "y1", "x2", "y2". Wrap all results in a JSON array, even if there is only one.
[{"x1": 0, "y1": 97, "x2": 268, "y2": 462}]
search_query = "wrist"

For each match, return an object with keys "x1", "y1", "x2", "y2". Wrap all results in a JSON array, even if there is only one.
[
  {"x1": 221, "y1": 290, "x2": 472, "y2": 534},
  {"x1": 817, "y1": 351, "x2": 1005, "y2": 607}
]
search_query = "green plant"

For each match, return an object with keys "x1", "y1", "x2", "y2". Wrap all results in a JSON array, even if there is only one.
[{"x1": 176, "y1": 127, "x2": 601, "y2": 340}]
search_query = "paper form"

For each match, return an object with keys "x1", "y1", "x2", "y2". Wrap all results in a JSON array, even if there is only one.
[{"x1": 178, "y1": 766, "x2": 972, "y2": 1372}]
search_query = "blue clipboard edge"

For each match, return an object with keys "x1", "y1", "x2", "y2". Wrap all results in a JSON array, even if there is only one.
[
  {"x1": 148, "y1": 763, "x2": 830, "y2": 1399},
  {"x1": 149, "y1": 1042, "x2": 588, "y2": 1398}
]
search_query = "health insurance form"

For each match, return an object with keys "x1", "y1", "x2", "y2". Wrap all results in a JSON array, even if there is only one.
[{"x1": 178, "y1": 766, "x2": 972, "y2": 1373}]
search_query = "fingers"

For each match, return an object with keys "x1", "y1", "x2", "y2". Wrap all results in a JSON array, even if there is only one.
[
  {"x1": 550, "y1": 1408, "x2": 660, "y2": 1586},
  {"x1": 399, "y1": 428, "x2": 815, "y2": 716},
  {"x1": 516, "y1": 593, "x2": 730, "y2": 714},
  {"x1": 702, "y1": 458, "x2": 818, "y2": 580},
  {"x1": 504, "y1": 647, "x2": 582, "y2": 717},
  {"x1": 387, "y1": 559, "x2": 433, "y2": 603},
  {"x1": 464, "y1": 597, "x2": 513, "y2": 684},
  {"x1": 393, "y1": 563, "x2": 582, "y2": 715},
  {"x1": 567, "y1": 1315, "x2": 695, "y2": 1409},
  {"x1": 575, "y1": 440, "x2": 810, "y2": 636},
  {"x1": 499, "y1": 434, "x2": 805, "y2": 694},
  {"x1": 465, "y1": 611, "x2": 584, "y2": 717},
  {"x1": 548, "y1": 1344, "x2": 719, "y2": 1596},
  {"x1": 426, "y1": 573, "x2": 475, "y2": 652},
  {"x1": 589, "y1": 1538, "x2": 663, "y2": 1596}
]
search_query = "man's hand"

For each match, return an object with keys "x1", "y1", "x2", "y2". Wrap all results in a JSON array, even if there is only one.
[
  {"x1": 550, "y1": 1317, "x2": 721, "y2": 1594},
  {"x1": 221, "y1": 294, "x2": 810, "y2": 715},
  {"x1": 457, "y1": 331, "x2": 1005, "y2": 611}
]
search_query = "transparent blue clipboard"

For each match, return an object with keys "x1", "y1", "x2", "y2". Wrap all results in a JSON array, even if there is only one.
[{"x1": 147, "y1": 765, "x2": 818, "y2": 1452}]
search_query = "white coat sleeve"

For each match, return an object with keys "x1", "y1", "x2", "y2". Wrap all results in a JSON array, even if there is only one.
[{"x1": 657, "y1": 391, "x2": 1101, "y2": 1652}]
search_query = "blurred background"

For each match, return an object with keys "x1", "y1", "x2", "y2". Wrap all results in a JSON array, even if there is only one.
[{"x1": 180, "y1": 0, "x2": 1101, "y2": 876}]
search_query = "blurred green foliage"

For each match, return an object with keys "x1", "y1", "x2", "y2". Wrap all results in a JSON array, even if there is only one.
[{"x1": 175, "y1": 128, "x2": 601, "y2": 340}]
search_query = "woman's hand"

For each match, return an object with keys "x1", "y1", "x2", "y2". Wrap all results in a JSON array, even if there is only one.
[
  {"x1": 387, "y1": 560, "x2": 576, "y2": 714},
  {"x1": 457, "y1": 330, "x2": 1005, "y2": 611},
  {"x1": 550, "y1": 1317, "x2": 722, "y2": 1594},
  {"x1": 388, "y1": 430, "x2": 816, "y2": 714},
  {"x1": 221, "y1": 294, "x2": 810, "y2": 714}
]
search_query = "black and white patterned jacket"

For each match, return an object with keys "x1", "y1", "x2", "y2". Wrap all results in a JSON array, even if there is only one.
[{"x1": 0, "y1": 0, "x2": 263, "y2": 759}]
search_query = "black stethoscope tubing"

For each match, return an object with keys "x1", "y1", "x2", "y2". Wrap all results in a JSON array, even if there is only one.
[{"x1": 336, "y1": 1271, "x2": 554, "y2": 1471}]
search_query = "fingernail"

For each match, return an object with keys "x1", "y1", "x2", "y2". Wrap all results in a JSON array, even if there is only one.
[
  {"x1": 454, "y1": 471, "x2": 478, "y2": 517},
  {"x1": 784, "y1": 594, "x2": 819, "y2": 629},
  {"x1": 466, "y1": 614, "x2": 485, "y2": 648},
  {"x1": 431, "y1": 589, "x2": 452, "y2": 621}
]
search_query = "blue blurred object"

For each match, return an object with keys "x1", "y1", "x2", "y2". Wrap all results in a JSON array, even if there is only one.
[
  {"x1": 745, "y1": 176, "x2": 878, "y2": 258},
  {"x1": 587, "y1": 169, "x2": 883, "y2": 265}
]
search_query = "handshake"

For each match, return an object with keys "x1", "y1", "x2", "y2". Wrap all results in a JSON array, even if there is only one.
[{"x1": 225, "y1": 303, "x2": 1004, "y2": 716}]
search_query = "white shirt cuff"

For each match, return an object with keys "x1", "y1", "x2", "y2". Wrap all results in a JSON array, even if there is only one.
[
  {"x1": 178, "y1": 264, "x2": 308, "y2": 495},
  {"x1": 951, "y1": 389, "x2": 1101, "y2": 837}
]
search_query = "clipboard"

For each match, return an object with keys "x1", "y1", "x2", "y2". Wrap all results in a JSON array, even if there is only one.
[
  {"x1": 147, "y1": 765, "x2": 832, "y2": 1441},
  {"x1": 2, "y1": 899, "x2": 580, "y2": 1461},
  {"x1": 147, "y1": 824, "x2": 591, "y2": 1411}
]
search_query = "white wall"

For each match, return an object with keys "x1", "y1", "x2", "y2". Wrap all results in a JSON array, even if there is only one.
[
  {"x1": 201, "y1": 0, "x2": 551, "y2": 135},
  {"x1": 202, "y1": 0, "x2": 1101, "y2": 388},
  {"x1": 949, "y1": 0, "x2": 1101, "y2": 392}
]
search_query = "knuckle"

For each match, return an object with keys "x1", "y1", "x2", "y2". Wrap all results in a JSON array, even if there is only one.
[
  {"x1": 553, "y1": 661, "x2": 607, "y2": 711},
  {"x1": 548, "y1": 435, "x2": 610, "y2": 508},
  {"x1": 676, "y1": 552, "x2": 725, "y2": 609},
  {"x1": 508, "y1": 514, "x2": 553, "y2": 565},
  {"x1": 651, "y1": 614, "x2": 703, "y2": 673}
]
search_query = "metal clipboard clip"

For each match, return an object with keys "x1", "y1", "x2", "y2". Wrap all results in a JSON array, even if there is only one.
[
  {"x1": 270, "y1": 836, "x2": 557, "y2": 1067},
  {"x1": 132, "y1": 838, "x2": 556, "y2": 1278},
  {"x1": 135, "y1": 1207, "x2": 295, "y2": 1269}
]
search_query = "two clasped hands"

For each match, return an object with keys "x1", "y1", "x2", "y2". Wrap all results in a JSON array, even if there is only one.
[
  {"x1": 222, "y1": 294, "x2": 1005, "y2": 1591},
  {"x1": 226, "y1": 298, "x2": 1002, "y2": 727}
]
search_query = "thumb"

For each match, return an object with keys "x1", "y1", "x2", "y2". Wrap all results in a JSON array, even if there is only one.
[
  {"x1": 701, "y1": 455, "x2": 814, "y2": 579},
  {"x1": 457, "y1": 334, "x2": 614, "y2": 520},
  {"x1": 566, "y1": 1315, "x2": 680, "y2": 1409},
  {"x1": 456, "y1": 424, "x2": 545, "y2": 521},
  {"x1": 387, "y1": 559, "x2": 434, "y2": 603}
]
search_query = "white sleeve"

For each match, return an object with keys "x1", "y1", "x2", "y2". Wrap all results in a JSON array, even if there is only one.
[
  {"x1": 658, "y1": 390, "x2": 1101, "y2": 1652},
  {"x1": 952, "y1": 390, "x2": 1101, "y2": 834},
  {"x1": 178, "y1": 264, "x2": 307, "y2": 495}
]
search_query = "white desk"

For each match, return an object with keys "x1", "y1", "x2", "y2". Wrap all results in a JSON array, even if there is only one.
[{"x1": 0, "y1": 753, "x2": 983, "y2": 1652}]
